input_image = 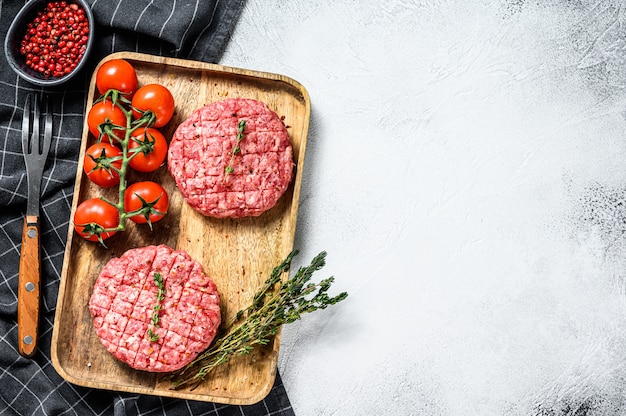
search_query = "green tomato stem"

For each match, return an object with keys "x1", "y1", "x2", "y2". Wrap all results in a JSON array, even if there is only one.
[{"x1": 96, "y1": 95, "x2": 153, "y2": 237}]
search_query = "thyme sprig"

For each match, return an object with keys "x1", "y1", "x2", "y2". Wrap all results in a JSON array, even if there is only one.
[
  {"x1": 169, "y1": 250, "x2": 348, "y2": 390},
  {"x1": 147, "y1": 272, "x2": 166, "y2": 342},
  {"x1": 223, "y1": 119, "x2": 246, "y2": 181}
]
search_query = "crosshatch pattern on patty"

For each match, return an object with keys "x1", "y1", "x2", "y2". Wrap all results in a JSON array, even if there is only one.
[
  {"x1": 168, "y1": 98, "x2": 294, "y2": 218},
  {"x1": 89, "y1": 245, "x2": 221, "y2": 372}
]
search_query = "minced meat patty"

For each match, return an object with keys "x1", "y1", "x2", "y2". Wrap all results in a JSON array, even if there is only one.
[
  {"x1": 89, "y1": 245, "x2": 221, "y2": 373},
  {"x1": 168, "y1": 98, "x2": 294, "y2": 218}
]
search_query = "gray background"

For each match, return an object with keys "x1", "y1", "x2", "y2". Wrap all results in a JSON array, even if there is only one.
[{"x1": 221, "y1": 1, "x2": 626, "y2": 415}]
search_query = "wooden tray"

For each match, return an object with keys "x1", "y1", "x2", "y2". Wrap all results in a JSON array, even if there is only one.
[{"x1": 51, "y1": 52, "x2": 310, "y2": 405}]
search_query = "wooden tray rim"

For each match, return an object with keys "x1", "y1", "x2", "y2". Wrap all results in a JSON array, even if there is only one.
[{"x1": 50, "y1": 51, "x2": 311, "y2": 405}]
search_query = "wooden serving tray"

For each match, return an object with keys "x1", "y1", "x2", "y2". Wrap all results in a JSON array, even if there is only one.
[{"x1": 51, "y1": 52, "x2": 310, "y2": 404}]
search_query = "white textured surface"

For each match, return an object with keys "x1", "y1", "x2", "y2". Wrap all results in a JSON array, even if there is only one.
[{"x1": 222, "y1": 1, "x2": 626, "y2": 415}]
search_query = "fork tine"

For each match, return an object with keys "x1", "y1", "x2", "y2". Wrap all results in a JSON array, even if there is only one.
[
  {"x1": 22, "y1": 94, "x2": 32, "y2": 155},
  {"x1": 42, "y1": 97, "x2": 52, "y2": 157},
  {"x1": 31, "y1": 94, "x2": 40, "y2": 155}
]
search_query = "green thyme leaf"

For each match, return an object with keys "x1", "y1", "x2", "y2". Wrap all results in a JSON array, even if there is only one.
[
  {"x1": 146, "y1": 272, "x2": 165, "y2": 342},
  {"x1": 223, "y1": 119, "x2": 247, "y2": 182},
  {"x1": 169, "y1": 250, "x2": 348, "y2": 389}
]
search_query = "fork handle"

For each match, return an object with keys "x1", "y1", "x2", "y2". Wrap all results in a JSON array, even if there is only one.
[{"x1": 18, "y1": 215, "x2": 41, "y2": 358}]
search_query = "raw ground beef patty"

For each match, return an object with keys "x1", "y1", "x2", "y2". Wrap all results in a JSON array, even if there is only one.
[
  {"x1": 168, "y1": 98, "x2": 294, "y2": 218},
  {"x1": 89, "y1": 245, "x2": 221, "y2": 372}
]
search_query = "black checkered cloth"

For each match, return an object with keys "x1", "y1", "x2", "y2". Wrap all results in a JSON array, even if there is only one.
[{"x1": 0, "y1": 1, "x2": 295, "y2": 415}]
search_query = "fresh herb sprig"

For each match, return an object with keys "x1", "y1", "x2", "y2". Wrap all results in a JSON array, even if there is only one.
[
  {"x1": 146, "y1": 272, "x2": 166, "y2": 342},
  {"x1": 169, "y1": 250, "x2": 348, "y2": 389},
  {"x1": 223, "y1": 119, "x2": 246, "y2": 181}
]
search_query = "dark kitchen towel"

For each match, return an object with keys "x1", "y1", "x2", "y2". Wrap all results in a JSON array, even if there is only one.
[{"x1": 0, "y1": 1, "x2": 295, "y2": 415}]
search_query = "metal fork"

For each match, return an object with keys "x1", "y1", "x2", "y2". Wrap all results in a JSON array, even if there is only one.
[{"x1": 17, "y1": 94, "x2": 52, "y2": 358}]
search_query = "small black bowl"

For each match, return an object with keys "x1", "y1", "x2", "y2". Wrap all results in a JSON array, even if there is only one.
[{"x1": 4, "y1": 0, "x2": 95, "y2": 87}]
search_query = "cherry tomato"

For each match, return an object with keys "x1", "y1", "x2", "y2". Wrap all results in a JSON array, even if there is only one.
[
  {"x1": 124, "y1": 181, "x2": 169, "y2": 224},
  {"x1": 83, "y1": 142, "x2": 123, "y2": 188},
  {"x1": 74, "y1": 198, "x2": 119, "y2": 242},
  {"x1": 95, "y1": 59, "x2": 138, "y2": 97},
  {"x1": 87, "y1": 99, "x2": 127, "y2": 142},
  {"x1": 128, "y1": 127, "x2": 168, "y2": 172},
  {"x1": 131, "y1": 84, "x2": 175, "y2": 128}
]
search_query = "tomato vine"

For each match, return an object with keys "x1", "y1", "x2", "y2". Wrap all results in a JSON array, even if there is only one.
[{"x1": 74, "y1": 60, "x2": 174, "y2": 245}]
